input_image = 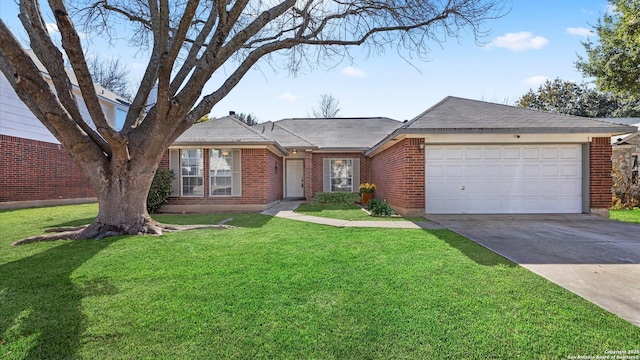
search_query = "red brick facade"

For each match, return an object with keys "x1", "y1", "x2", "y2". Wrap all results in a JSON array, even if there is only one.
[
  {"x1": 162, "y1": 148, "x2": 283, "y2": 211},
  {"x1": 370, "y1": 138, "x2": 425, "y2": 216},
  {"x1": 0, "y1": 135, "x2": 94, "y2": 204},
  {"x1": 590, "y1": 137, "x2": 613, "y2": 209},
  {"x1": 303, "y1": 152, "x2": 372, "y2": 201}
]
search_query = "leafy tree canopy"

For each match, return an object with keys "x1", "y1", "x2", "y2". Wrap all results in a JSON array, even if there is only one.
[
  {"x1": 517, "y1": 78, "x2": 640, "y2": 117},
  {"x1": 576, "y1": 0, "x2": 640, "y2": 99}
]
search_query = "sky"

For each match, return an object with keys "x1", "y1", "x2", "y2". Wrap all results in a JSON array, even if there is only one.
[{"x1": 0, "y1": 0, "x2": 612, "y2": 123}]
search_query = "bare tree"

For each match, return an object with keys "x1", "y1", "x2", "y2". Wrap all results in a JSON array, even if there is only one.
[
  {"x1": 0, "y1": 0, "x2": 506, "y2": 241},
  {"x1": 311, "y1": 94, "x2": 340, "y2": 118},
  {"x1": 86, "y1": 56, "x2": 133, "y2": 99}
]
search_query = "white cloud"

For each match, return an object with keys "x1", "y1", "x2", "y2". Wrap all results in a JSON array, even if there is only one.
[
  {"x1": 485, "y1": 32, "x2": 549, "y2": 51},
  {"x1": 45, "y1": 23, "x2": 59, "y2": 34},
  {"x1": 524, "y1": 75, "x2": 549, "y2": 86},
  {"x1": 566, "y1": 27, "x2": 592, "y2": 37},
  {"x1": 45, "y1": 22, "x2": 85, "y2": 38},
  {"x1": 341, "y1": 66, "x2": 367, "y2": 78},
  {"x1": 278, "y1": 92, "x2": 298, "y2": 101}
]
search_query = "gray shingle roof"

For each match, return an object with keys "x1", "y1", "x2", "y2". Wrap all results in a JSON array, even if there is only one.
[
  {"x1": 269, "y1": 117, "x2": 401, "y2": 150},
  {"x1": 173, "y1": 116, "x2": 286, "y2": 154},
  {"x1": 253, "y1": 121, "x2": 315, "y2": 148},
  {"x1": 403, "y1": 96, "x2": 636, "y2": 134}
]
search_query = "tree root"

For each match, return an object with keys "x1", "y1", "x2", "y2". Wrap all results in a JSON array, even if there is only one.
[{"x1": 11, "y1": 219, "x2": 235, "y2": 246}]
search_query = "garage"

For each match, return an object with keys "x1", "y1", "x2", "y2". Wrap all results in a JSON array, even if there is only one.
[{"x1": 425, "y1": 144, "x2": 583, "y2": 214}]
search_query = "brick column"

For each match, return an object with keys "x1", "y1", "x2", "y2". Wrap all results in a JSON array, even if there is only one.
[
  {"x1": 304, "y1": 151, "x2": 314, "y2": 201},
  {"x1": 589, "y1": 137, "x2": 613, "y2": 213}
]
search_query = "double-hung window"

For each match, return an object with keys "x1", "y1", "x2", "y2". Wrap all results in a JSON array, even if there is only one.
[
  {"x1": 323, "y1": 158, "x2": 360, "y2": 192},
  {"x1": 180, "y1": 149, "x2": 204, "y2": 196},
  {"x1": 210, "y1": 149, "x2": 233, "y2": 196},
  {"x1": 169, "y1": 148, "x2": 242, "y2": 197}
]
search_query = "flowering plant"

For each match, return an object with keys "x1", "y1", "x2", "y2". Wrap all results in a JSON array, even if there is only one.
[{"x1": 359, "y1": 183, "x2": 376, "y2": 194}]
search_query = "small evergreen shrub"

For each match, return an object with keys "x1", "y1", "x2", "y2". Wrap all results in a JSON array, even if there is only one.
[
  {"x1": 310, "y1": 192, "x2": 361, "y2": 205},
  {"x1": 364, "y1": 199, "x2": 395, "y2": 217},
  {"x1": 147, "y1": 169, "x2": 175, "y2": 213}
]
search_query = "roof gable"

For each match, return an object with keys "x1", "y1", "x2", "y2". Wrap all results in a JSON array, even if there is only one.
[
  {"x1": 402, "y1": 96, "x2": 636, "y2": 134},
  {"x1": 174, "y1": 116, "x2": 279, "y2": 145}
]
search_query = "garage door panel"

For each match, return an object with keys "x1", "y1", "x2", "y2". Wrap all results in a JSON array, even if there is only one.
[{"x1": 425, "y1": 144, "x2": 582, "y2": 214}]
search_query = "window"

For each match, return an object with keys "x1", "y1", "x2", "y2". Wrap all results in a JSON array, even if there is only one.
[
  {"x1": 169, "y1": 148, "x2": 241, "y2": 197},
  {"x1": 180, "y1": 149, "x2": 203, "y2": 196},
  {"x1": 323, "y1": 158, "x2": 360, "y2": 192},
  {"x1": 210, "y1": 149, "x2": 233, "y2": 196},
  {"x1": 115, "y1": 107, "x2": 127, "y2": 131}
]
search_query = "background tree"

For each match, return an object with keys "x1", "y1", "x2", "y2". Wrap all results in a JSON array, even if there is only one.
[
  {"x1": 518, "y1": 78, "x2": 640, "y2": 117},
  {"x1": 311, "y1": 93, "x2": 341, "y2": 118},
  {"x1": 234, "y1": 112, "x2": 259, "y2": 125},
  {"x1": 86, "y1": 56, "x2": 133, "y2": 100},
  {"x1": 0, "y1": 0, "x2": 505, "y2": 240},
  {"x1": 576, "y1": 0, "x2": 640, "y2": 100}
]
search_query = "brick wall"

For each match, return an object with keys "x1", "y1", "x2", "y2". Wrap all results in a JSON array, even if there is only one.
[
  {"x1": 0, "y1": 135, "x2": 94, "y2": 203},
  {"x1": 590, "y1": 137, "x2": 613, "y2": 209},
  {"x1": 162, "y1": 147, "x2": 282, "y2": 207},
  {"x1": 371, "y1": 138, "x2": 425, "y2": 216},
  {"x1": 304, "y1": 152, "x2": 371, "y2": 201}
]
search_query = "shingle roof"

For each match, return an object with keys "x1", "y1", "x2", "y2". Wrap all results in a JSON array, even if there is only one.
[
  {"x1": 402, "y1": 96, "x2": 636, "y2": 134},
  {"x1": 253, "y1": 121, "x2": 315, "y2": 148},
  {"x1": 268, "y1": 117, "x2": 401, "y2": 150},
  {"x1": 173, "y1": 116, "x2": 286, "y2": 154}
]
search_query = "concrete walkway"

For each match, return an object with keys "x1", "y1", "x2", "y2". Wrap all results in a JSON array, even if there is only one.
[{"x1": 261, "y1": 201, "x2": 445, "y2": 229}]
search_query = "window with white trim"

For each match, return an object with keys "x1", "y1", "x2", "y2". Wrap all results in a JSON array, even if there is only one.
[
  {"x1": 210, "y1": 149, "x2": 233, "y2": 196},
  {"x1": 323, "y1": 158, "x2": 360, "y2": 192},
  {"x1": 180, "y1": 149, "x2": 204, "y2": 196}
]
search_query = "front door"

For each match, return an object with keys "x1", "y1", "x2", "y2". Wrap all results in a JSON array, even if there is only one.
[{"x1": 286, "y1": 159, "x2": 305, "y2": 198}]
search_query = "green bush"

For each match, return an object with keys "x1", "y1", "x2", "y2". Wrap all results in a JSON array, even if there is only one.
[
  {"x1": 310, "y1": 192, "x2": 361, "y2": 205},
  {"x1": 147, "y1": 169, "x2": 175, "y2": 213},
  {"x1": 365, "y1": 199, "x2": 395, "y2": 217}
]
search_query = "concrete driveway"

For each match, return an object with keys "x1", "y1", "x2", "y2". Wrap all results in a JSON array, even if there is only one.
[{"x1": 427, "y1": 214, "x2": 640, "y2": 326}]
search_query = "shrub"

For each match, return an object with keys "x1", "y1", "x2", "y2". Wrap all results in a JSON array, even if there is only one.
[
  {"x1": 147, "y1": 169, "x2": 175, "y2": 213},
  {"x1": 365, "y1": 199, "x2": 395, "y2": 217},
  {"x1": 611, "y1": 154, "x2": 640, "y2": 209},
  {"x1": 310, "y1": 192, "x2": 361, "y2": 205}
]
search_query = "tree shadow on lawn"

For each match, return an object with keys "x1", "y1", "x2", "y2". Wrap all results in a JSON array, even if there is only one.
[
  {"x1": 0, "y1": 239, "x2": 117, "y2": 359},
  {"x1": 426, "y1": 229, "x2": 517, "y2": 268}
]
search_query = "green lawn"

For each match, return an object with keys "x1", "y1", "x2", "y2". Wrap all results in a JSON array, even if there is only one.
[
  {"x1": 610, "y1": 208, "x2": 640, "y2": 223},
  {"x1": 295, "y1": 203, "x2": 425, "y2": 221},
  {"x1": 1, "y1": 204, "x2": 639, "y2": 359}
]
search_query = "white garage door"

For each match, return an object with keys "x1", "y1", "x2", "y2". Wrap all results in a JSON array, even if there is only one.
[{"x1": 425, "y1": 145, "x2": 583, "y2": 214}]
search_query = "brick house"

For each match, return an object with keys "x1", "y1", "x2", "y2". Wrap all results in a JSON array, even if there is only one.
[
  {"x1": 0, "y1": 52, "x2": 130, "y2": 210},
  {"x1": 162, "y1": 96, "x2": 636, "y2": 216}
]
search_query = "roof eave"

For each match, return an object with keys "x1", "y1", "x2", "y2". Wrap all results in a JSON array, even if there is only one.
[{"x1": 169, "y1": 141, "x2": 288, "y2": 156}]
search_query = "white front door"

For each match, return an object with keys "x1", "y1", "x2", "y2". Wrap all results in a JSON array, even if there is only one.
[
  {"x1": 425, "y1": 144, "x2": 583, "y2": 214},
  {"x1": 286, "y1": 159, "x2": 305, "y2": 198}
]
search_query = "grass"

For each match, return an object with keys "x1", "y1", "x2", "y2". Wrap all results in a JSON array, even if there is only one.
[
  {"x1": 295, "y1": 203, "x2": 425, "y2": 222},
  {"x1": 609, "y1": 208, "x2": 640, "y2": 223},
  {"x1": 1, "y1": 204, "x2": 639, "y2": 359}
]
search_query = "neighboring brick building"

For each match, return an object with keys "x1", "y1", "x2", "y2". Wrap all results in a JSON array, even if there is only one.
[{"x1": 0, "y1": 55, "x2": 130, "y2": 210}]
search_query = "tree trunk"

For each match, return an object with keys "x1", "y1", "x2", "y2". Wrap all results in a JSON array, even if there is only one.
[{"x1": 78, "y1": 158, "x2": 165, "y2": 239}]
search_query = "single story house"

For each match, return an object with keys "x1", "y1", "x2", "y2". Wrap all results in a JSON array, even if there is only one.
[{"x1": 161, "y1": 96, "x2": 637, "y2": 216}]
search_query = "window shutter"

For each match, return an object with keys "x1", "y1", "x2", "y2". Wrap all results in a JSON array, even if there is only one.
[
  {"x1": 231, "y1": 149, "x2": 242, "y2": 196},
  {"x1": 323, "y1": 158, "x2": 331, "y2": 192},
  {"x1": 169, "y1": 149, "x2": 180, "y2": 196},
  {"x1": 352, "y1": 158, "x2": 360, "y2": 192}
]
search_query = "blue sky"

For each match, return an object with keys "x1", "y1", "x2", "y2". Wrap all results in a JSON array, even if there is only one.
[{"x1": 0, "y1": 0, "x2": 611, "y2": 122}]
